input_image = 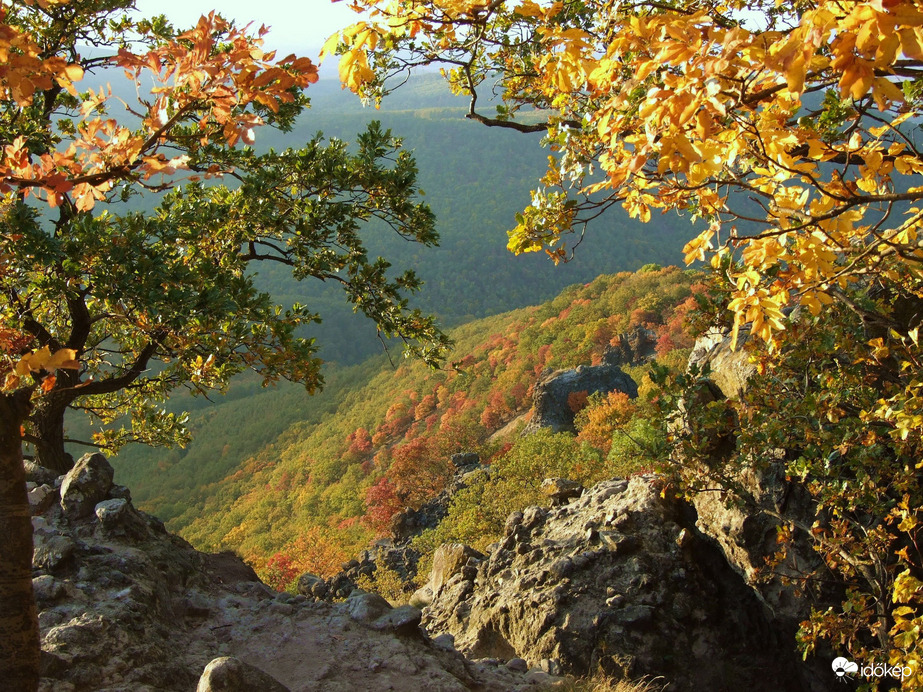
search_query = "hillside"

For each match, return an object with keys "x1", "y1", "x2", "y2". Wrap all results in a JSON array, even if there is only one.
[
  {"x1": 113, "y1": 267, "x2": 701, "y2": 580},
  {"x1": 98, "y1": 72, "x2": 696, "y2": 525}
]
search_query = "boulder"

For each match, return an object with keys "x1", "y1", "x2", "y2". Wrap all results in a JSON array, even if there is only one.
[
  {"x1": 422, "y1": 476, "x2": 814, "y2": 691},
  {"x1": 524, "y1": 363, "x2": 638, "y2": 434},
  {"x1": 603, "y1": 327, "x2": 657, "y2": 367},
  {"x1": 59, "y1": 453, "x2": 114, "y2": 519},
  {"x1": 687, "y1": 327, "x2": 756, "y2": 400},
  {"x1": 197, "y1": 657, "x2": 290, "y2": 692},
  {"x1": 94, "y1": 498, "x2": 150, "y2": 540}
]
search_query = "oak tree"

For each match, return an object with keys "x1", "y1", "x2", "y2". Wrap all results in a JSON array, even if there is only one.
[{"x1": 0, "y1": 1, "x2": 447, "y2": 687}]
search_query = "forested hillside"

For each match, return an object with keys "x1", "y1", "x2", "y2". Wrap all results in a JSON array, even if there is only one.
[
  {"x1": 122, "y1": 267, "x2": 700, "y2": 582},
  {"x1": 103, "y1": 74, "x2": 694, "y2": 514}
]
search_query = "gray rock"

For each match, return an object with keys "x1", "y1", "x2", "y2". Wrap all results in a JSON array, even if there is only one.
[
  {"x1": 33, "y1": 533, "x2": 76, "y2": 571},
  {"x1": 108, "y1": 484, "x2": 132, "y2": 501},
  {"x1": 525, "y1": 362, "x2": 638, "y2": 434},
  {"x1": 28, "y1": 484, "x2": 56, "y2": 515},
  {"x1": 687, "y1": 327, "x2": 757, "y2": 400},
  {"x1": 422, "y1": 475, "x2": 813, "y2": 691},
  {"x1": 409, "y1": 584, "x2": 434, "y2": 609},
  {"x1": 342, "y1": 589, "x2": 392, "y2": 623},
  {"x1": 94, "y1": 498, "x2": 150, "y2": 540},
  {"x1": 295, "y1": 572, "x2": 328, "y2": 599},
  {"x1": 371, "y1": 604, "x2": 422, "y2": 634},
  {"x1": 24, "y1": 460, "x2": 59, "y2": 486},
  {"x1": 196, "y1": 656, "x2": 290, "y2": 692},
  {"x1": 59, "y1": 453, "x2": 114, "y2": 519},
  {"x1": 430, "y1": 543, "x2": 483, "y2": 595},
  {"x1": 32, "y1": 574, "x2": 64, "y2": 603},
  {"x1": 540, "y1": 478, "x2": 583, "y2": 506}
]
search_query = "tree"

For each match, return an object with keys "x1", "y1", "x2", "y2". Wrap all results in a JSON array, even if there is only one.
[
  {"x1": 329, "y1": 0, "x2": 923, "y2": 682},
  {"x1": 0, "y1": 1, "x2": 448, "y2": 687}
]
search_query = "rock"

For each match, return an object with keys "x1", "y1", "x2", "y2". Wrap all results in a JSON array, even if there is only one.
[
  {"x1": 29, "y1": 466, "x2": 539, "y2": 692},
  {"x1": 525, "y1": 363, "x2": 638, "y2": 434},
  {"x1": 371, "y1": 604, "x2": 423, "y2": 634},
  {"x1": 342, "y1": 589, "x2": 393, "y2": 623},
  {"x1": 450, "y1": 452, "x2": 480, "y2": 469},
  {"x1": 540, "y1": 478, "x2": 583, "y2": 506},
  {"x1": 25, "y1": 460, "x2": 59, "y2": 486},
  {"x1": 422, "y1": 476, "x2": 814, "y2": 691},
  {"x1": 59, "y1": 453, "x2": 114, "y2": 519},
  {"x1": 409, "y1": 584, "x2": 434, "y2": 609},
  {"x1": 506, "y1": 657, "x2": 528, "y2": 672},
  {"x1": 33, "y1": 533, "x2": 76, "y2": 571},
  {"x1": 94, "y1": 498, "x2": 150, "y2": 539},
  {"x1": 108, "y1": 484, "x2": 132, "y2": 501},
  {"x1": 687, "y1": 327, "x2": 757, "y2": 400},
  {"x1": 196, "y1": 656, "x2": 290, "y2": 692},
  {"x1": 28, "y1": 484, "x2": 56, "y2": 515},
  {"x1": 603, "y1": 327, "x2": 657, "y2": 367},
  {"x1": 32, "y1": 574, "x2": 65, "y2": 603},
  {"x1": 295, "y1": 572, "x2": 328, "y2": 599},
  {"x1": 430, "y1": 543, "x2": 483, "y2": 595}
]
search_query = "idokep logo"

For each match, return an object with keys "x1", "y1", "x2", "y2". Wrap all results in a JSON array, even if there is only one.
[{"x1": 832, "y1": 656, "x2": 912, "y2": 682}]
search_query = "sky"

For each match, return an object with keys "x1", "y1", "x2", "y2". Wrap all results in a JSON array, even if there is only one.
[{"x1": 133, "y1": 0, "x2": 365, "y2": 56}]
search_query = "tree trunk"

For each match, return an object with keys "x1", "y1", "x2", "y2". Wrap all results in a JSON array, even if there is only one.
[
  {"x1": 30, "y1": 392, "x2": 72, "y2": 475},
  {"x1": 0, "y1": 390, "x2": 40, "y2": 692}
]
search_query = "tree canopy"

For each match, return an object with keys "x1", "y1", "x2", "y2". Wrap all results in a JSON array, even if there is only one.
[
  {"x1": 328, "y1": 0, "x2": 923, "y2": 684},
  {"x1": 1, "y1": 1, "x2": 448, "y2": 474}
]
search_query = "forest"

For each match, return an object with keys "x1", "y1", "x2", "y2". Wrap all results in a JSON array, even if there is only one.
[{"x1": 4, "y1": 1, "x2": 923, "y2": 690}]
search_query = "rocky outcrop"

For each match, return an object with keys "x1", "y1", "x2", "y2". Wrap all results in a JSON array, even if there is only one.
[
  {"x1": 421, "y1": 476, "x2": 813, "y2": 691},
  {"x1": 687, "y1": 326, "x2": 756, "y2": 399},
  {"x1": 525, "y1": 363, "x2": 638, "y2": 434},
  {"x1": 603, "y1": 327, "x2": 657, "y2": 367},
  {"x1": 29, "y1": 454, "x2": 552, "y2": 691}
]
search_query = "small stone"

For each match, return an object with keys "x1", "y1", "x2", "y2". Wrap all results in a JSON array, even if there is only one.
[
  {"x1": 409, "y1": 584, "x2": 434, "y2": 609},
  {"x1": 371, "y1": 604, "x2": 422, "y2": 634},
  {"x1": 538, "y1": 658, "x2": 562, "y2": 675},
  {"x1": 506, "y1": 657, "x2": 528, "y2": 672},
  {"x1": 32, "y1": 574, "x2": 64, "y2": 603},
  {"x1": 33, "y1": 533, "x2": 75, "y2": 571},
  {"x1": 432, "y1": 633, "x2": 455, "y2": 650},
  {"x1": 197, "y1": 656, "x2": 290, "y2": 692},
  {"x1": 269, "y1": 601, "x2": 294, "y2": 616}
]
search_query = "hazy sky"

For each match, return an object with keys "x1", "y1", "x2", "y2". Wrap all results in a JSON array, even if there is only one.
[{"x1": 133, "y1": 0, "x2": 365, "y2": 54}]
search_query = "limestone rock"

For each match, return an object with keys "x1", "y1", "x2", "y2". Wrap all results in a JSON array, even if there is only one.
[
  {"x1": 197, "y1": 656, "x2": 290, "y2": 692},
  {"x1": 430, "y1": 543, "x2": 484, "y2": 595},
  {"x1": 28, "y1": 484, "x2": 56, "y2": 515},
  {"x1": 59, "y1": 453, "x2": 114, "y2": 519},
  {"x1": 31, "y1": 464, "x2": 544, "y2": 691},
  {"x1": 342, "y1": 589, "x2": 393, "y2": 623},
  {"x1": 603, "y1": 327, "x2": 657, "y2": 367},
  {"x1": 24, "y1": 460, "x2": 58, "y2": 486},
  {"x1": 525, "y1": 363, "x2": 638, "y2": 434},
  {"x1": 422, "y1": 475, "x2": 814, "y2": 691},
  {"x1": 687, "y1": 327, "x2": 757, "y2": 400}
]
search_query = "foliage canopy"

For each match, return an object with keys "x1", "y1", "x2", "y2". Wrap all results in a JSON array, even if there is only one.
[{"x1": 0, "y1": 0, "x2": 448, "y2": 473}]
